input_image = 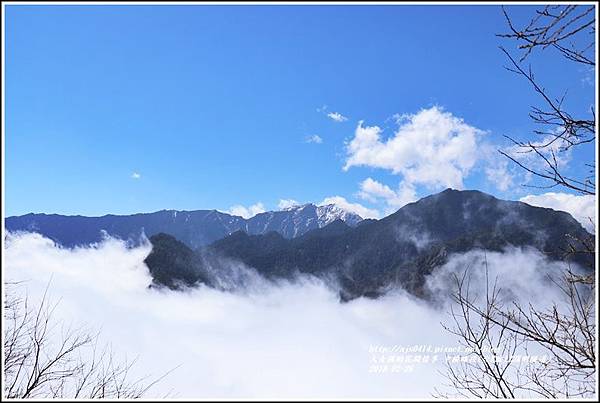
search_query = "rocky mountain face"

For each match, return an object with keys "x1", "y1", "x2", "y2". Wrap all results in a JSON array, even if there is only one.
[
  {"x1": 144, "y1": 189, "x2": 594, "y2": 301},
  {"x1": 5, "y1": 204, "x2": 363, "y2": 248}
]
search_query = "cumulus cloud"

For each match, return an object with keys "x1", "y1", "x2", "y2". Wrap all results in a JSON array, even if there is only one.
[
  {"x1": 327, "y1": 112, "x2": 348, "y2": 122},
  {"x1": 358, "y1": 178, "x2": 417, "y2": 213},
  {"x1": 305, "y1": 134, "x2": 323, "y2": 144},
  {"x1": 278, "y1": 199, "x2": 301, "y2": 210},
  {"x1": 344, "y1": 107, "x2": 495, "y2": 215},
  {"x1": 520, "y1": 192, "x2": 596, "y2": 232},
  {"x1": 131, "y1": 172, "x2": 141, "y2": 179},
  {"x1": 3, "y1": 232, "x2": 584, "y2": 399},
  {"x1": 344, "y1": 106, "x2": 483, "y2": 190},
  {"x1": 227, "y1": 202, "x2": 266, "y2": 219},
  {"x1": 319, "y1": 196, "x2": 380, "y2": 219}
]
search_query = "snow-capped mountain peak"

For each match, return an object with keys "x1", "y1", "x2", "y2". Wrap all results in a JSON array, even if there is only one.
[
  {"x1": 279, "y1": 203, "x2": 363, "y2": 227},
  {"x1": 315, "y1": 204, "x2": 363, "y2": 227}
]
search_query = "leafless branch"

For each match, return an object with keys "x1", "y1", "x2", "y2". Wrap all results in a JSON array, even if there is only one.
[
  {"x1": 497, "y1": 5, "x2": 595, "y2": 196},
  {"x1": 439, "y1": 258, "x2": 595, "y2": 398},
  {"x1": 3, "y1": 282, "x2": 173, "y2": 399}
]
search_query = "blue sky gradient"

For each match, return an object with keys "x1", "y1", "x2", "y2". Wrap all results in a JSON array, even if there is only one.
[{"x1": 5, "y1": 4, "x2": 596, "y2": 217}]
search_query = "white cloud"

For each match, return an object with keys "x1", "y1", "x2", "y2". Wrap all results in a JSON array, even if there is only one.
[
  {"x1": 278, "y1": 199, "x2": 300, "y2": 210},
  {"x1": 426, "y1": 247, "x2": 579, "y2": 313},
  {"x1": 358, "y1": 178, "x2": 397, "y2": 202},
  {"x1": 131, "y1": 172, "x2": 141, "y2": 179},
  {"x1": 327, "y1": 112, "x2": 348, "y2": 122},
  {"x1": 358, "y1": 178, "x2": 417, "y2": 212},
  {"x1": 3, "y1": 232, "x2": 447, "y2": 399},
  {"x1": 344, "y1": 106, "x2": 483, "y2": 190},
  {"x1": 227, "y1": 202, "x2": 266, "y2": 219},
  {"x1": 484, "y1": 157, "x2": 513, "y2": 192},
  {"x1": 4, "y1": 232, "x2": 586, "y2": 399},
  {"x1": 319, "y1": 196, "x2": 380, "y2": 219},
  {"x1": 520, "y1": 192, "x2": 596, "y2": 232},
  {"x1": 305, "y1": 134, "x2": 323, "y2": 144}
]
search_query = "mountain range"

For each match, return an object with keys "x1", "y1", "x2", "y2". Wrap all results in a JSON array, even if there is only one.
[
  {"x1": 6, "y1": 189, "x2": 594, "y2": 301},
  {"x1": 143, "y1": 189, "x2": 594, "y2": 301},
  {"x1": 5, "y1": 203, "x2": 363, "y2": 248}
]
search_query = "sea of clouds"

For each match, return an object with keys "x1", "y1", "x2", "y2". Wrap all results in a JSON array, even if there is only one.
[{"x1": 2, "y1": 231, "x2": 582, "y2": 399}]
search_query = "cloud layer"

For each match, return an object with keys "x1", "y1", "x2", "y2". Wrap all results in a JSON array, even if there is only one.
[
  {"x1": 3, "y1": 232, "x2": 583, "y2": 399},
  {"x1": 4, "y1": 232, "x2": 446, "y2": 399}
]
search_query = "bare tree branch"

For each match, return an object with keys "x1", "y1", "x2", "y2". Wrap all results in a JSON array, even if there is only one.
[
  {"x1": 497, "y1": 5, "x2": 595, "y2": 196},
  {"x1": 439, "y1": 258, "x2": 595, "y2": 399},
  {"x1": 3, "y1": 282, "x2": 173, "y2": 399}
]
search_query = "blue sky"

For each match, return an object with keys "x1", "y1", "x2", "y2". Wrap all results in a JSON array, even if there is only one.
[{"x1": 4, "y1": 4, "x2": 596, "y2": 218}]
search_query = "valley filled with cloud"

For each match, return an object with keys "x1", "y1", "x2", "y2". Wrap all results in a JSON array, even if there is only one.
[{"x1": 4, "y1": 231, "x2": 586, "y2": 399}]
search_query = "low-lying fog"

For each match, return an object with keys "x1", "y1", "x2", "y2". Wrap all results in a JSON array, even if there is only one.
[{"x1": 3, "y1": 231, "x2": 580, "y2": 399}]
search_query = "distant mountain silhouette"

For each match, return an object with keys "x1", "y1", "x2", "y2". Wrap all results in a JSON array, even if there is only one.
[
  {"x1": 5, "y1": 203, "x2": 363, "y2": 248},
  {"x1": 144, "y1": 189, "x2": 594, "y2": 301}
]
